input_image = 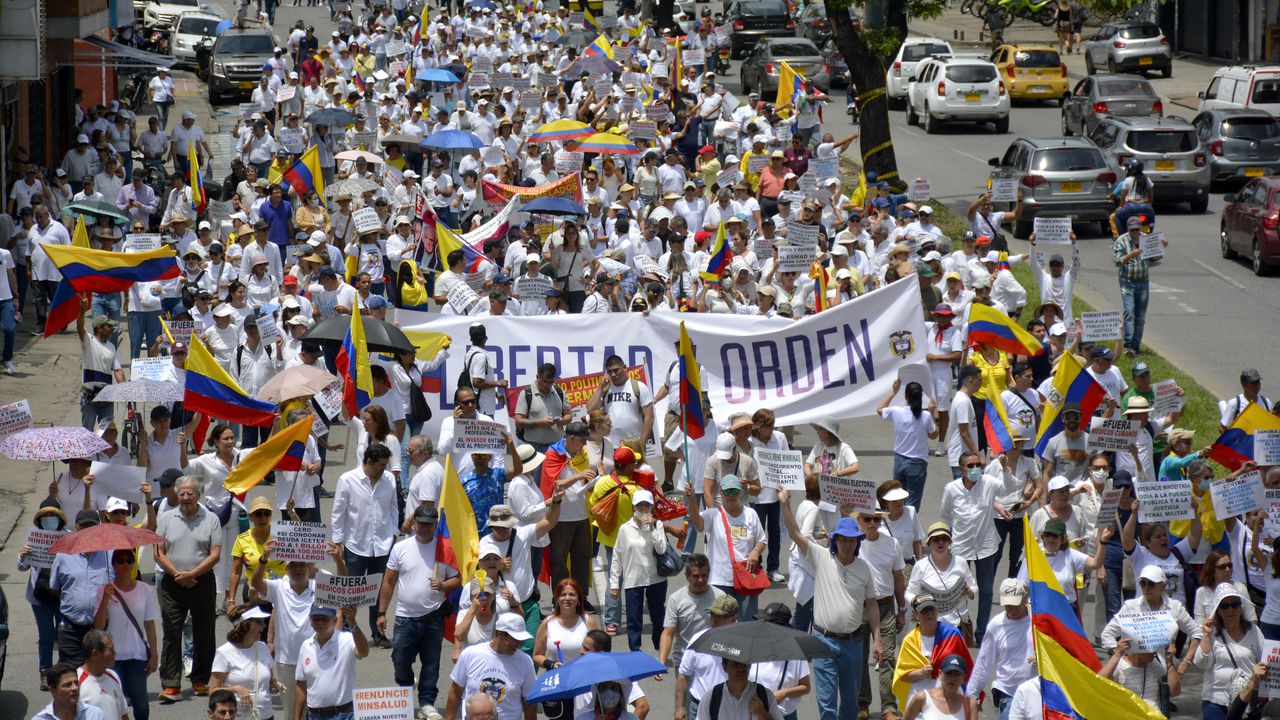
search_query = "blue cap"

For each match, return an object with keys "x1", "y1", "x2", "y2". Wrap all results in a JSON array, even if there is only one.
[
  {"x1": 545, "y1": 287, "x2": 563, "y2": 298},
  {"x1": 830, "y1": 518, "x2": 864, "y2": 541},
  {"x1": 872, "y1": 197, "x2": 890, "y2": 208},
  {"x1": 493, "y1": 272, "x2": 513, "y2": 283},
  {"x1": 309, "y1": 603, "x2": 337, "y2": 618},
  {"x1": 367, "y1": 295, "x2": 388, "y2": 310}
]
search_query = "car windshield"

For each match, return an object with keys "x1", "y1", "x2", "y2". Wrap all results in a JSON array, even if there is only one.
[
  {"x1": 1118, "y1": 23, "x2": 1160, "y2": 39},
  {"x1": 1030, "y1": 148, "x2": 1104, "y2": 172},
  {"x1": 1221, "y1": 116, "x2": 1280, "y2": 140},
  {"x1": 903, "y1": 44, "x2": 950, "y2": 62},
  {"x1": 1126, "y1": 130, "x2": 1197, "y2": 153},
  {"x1": 770, "y1": 42, "x2": 819, "y2": 57},
  {"x1": 177, "y1": 16, "x2": 219, "y2": 34},
  {"x1": 947, "y1": 65, "x2": 997, "y2": 83},
  {"x1": 1096, "y1": 78, "x2": 1155, "y2": 97},
  {"x1": 742, "y1": 1, "x2": 786, "y2": 14},
  {"x1": 216, "y1": 35, "x2": 275, "y2": 54},
  {"x1": 1014, "y1": 50, "x2": 1060, "y2": 67}
]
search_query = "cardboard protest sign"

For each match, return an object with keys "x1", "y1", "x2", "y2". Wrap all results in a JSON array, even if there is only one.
[
  {"x1": 908, "y1": 178, "x2": 931, "y2": 202},
  {"x1": 1136, "y1": 480, "x2": 1194, "y2": 522},
  {"x1": 271, "y1": 521, "x2": 332, "y2": 563},
  {"x1": 1033, "y1": 217, "x2": 1072, "y2": 244},
  {"x1": 1210, "y1": 470, "x2": 1265, "y2": 518},
  {"x1": 1087, "y1": 417, "x2": 1139, "y2": 453},
  {"x1": 990, "y1": 178, "x2": 1017, "y2": 203},
  {"x1": 353, "y1": 208, "x2": 382, "y2": 235},
  {"x1": 1140, "y1": 232, "x2": 1165, "y2": 260},
  {"x1": 447, "y1": 282, "x2": 479, "y2": 315},
  {"x1": 1080, "y1": 311, "x2": 1122, "y2": 342},
  {"x1": 753, "y1": 449, "x2": 805, "y2": 490},
  {"x1": 818, "y1": 474, "x2": 877, "y2": 514},
  {"x1": 316, "y1": 570, "x2": 382, "y2": 608},
  {"x1": 314, "y1": 381, "x2": 344, "y2": 423},
  {"x1": 354, "y1": 687, "x2": 413, "y2": 720},
  {"x1": 255, "y1": 314, "x2": 281, "y2": 342},
  {"x1": 778, "y1": 243, "x2": 817, "y2": 273},
  {"x1": 89, "y1": 462, "x2": 146, "y2": 505},
  {"x1": 1256, "y1": 430, "x2": 1280, "y2": 466},
  {"x1": 276, "y1": 85, "x2": 297, "y2": 102},
  {"x1": 124, "y1": 233, "x2": 162, "y2": 253},
  {"x1": 25, "y1": 529, "x2": 66, "y2": 569},
  {"x1": 1261, "y1": 640, "x2": 1280, "y2": 698},
  {"x1": 1096, "y1": 489, "x2": 1124, "y2": 530},
  {"x1": 280, "y1": 127, "x2": 308, "y2": 154},
  {"x1": 452, "y1": 418, "x2": 509, "y2": 454},
  {"x1": 1152, "y1": 380, "x2": 1184, "y2": 418},
  {"x1": 1116, "y1": 610, "x2": 1178, "y2": 653}
]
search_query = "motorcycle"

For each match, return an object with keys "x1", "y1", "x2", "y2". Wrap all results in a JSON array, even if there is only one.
[
  {"x1": 716, "y1": 46, "x2": 731, "y2": 74},
  {"x1": 194, "y1": 36, "x2": 215, "y2": 81}
]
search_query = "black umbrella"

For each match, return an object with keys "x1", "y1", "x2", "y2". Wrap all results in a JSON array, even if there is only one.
[
  {"x1": 690, "y1": 621, "x2": 834, "y2": 663},
  {"x1": 299, "y1": 315, "x2": 418, "y2": 355},
  {"x1": 305, "y1": 108, "x2": 357, "y2": 127}
]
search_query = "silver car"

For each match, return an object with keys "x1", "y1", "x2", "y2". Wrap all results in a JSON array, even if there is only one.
[
  {"x1": 1061, "y1": 73, "x2": 1162, "y2": 137},
  {"x1": 1087, "y1": 115, "x2": 1210, "y2": 212},
  {"x1": 1191, "y1": 108, "x2": 1280, "y2": 186},
  {"x1": 740, "y1": 37, "x2": 831, "y2": 96},
  {"x1": 987, "y1": 137, "x2": 1117, "y2": 238},
  {"x1": 1082, "y1": 21, "x2": 1172, "y2": 78}
]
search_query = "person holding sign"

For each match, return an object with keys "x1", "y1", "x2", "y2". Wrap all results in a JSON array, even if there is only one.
[
  {"x1": 330, "y1": 443, "x2": 399, "y2": 649},
  {"x1": 1099, "y1": 635, "x2": 1184, "y2": 714},
  {"x1": 685, "y1": 474, "x2": 766, "y2": 621},
  {"x1": 1113, "y1": 215, "x2": 1161, "y2": 356},
  {"x1": 905, "y1": 523, "x2": 978, "y2": 637},
  {"x1": 1121, "y1": 499, "x2": 1203, "y2": 605},
  {"x1": 18, "y1": 501, "x2": 70, "y2": 688},
  {"x1": 294, "y1": 603, "x2": 369, "y2": 720}
]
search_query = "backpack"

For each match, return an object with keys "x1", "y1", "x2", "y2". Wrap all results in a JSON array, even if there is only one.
[
  {"x1": 516, "y1": 383, "x2": 568, "y2": 442},
  {"x1": 180, "y1": 269, "x2": 206, "y2": 308},
  {"x1": 708, "y1": 682, "x2": 771, "y2": 718},
  {"x1": 457, "y1": 348, "x2": 487, "y2": 396}
]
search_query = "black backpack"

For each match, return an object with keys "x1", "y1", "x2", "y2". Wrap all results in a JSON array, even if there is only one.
[
  {"x1": 457, "y1": 348, "x2": 486, "y2": 396},
  {"x1": 515, "y1": 383, "x2": 567, "y2": 441}
]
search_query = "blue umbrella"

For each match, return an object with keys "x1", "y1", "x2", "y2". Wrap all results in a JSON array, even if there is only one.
[
  {"x1": 419, "y1": 67, "x2": 460, "y2": 84},
  {"x1": 466, "y1": 0, "x2": 498, "y2": 8},
  {"x1": 526, "y1": 652, "x2": 666, "y2": 703},
  {"x1": 215, "y1": 19, "x2": 233, "y2": 34},
  {"x1": 523, "y1": 197, "x2": 587, "y2": 216},
  {"x1": 420, "y1": 128, "x2": 484, "y2": 151},
  {"x1": 305, "y1": 107, "x2": 357, "y2": 127}
]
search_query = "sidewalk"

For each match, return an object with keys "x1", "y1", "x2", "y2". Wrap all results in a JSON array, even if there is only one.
[{"x1": 908, "y1": 5, "x2": 1222, "y2": 110}]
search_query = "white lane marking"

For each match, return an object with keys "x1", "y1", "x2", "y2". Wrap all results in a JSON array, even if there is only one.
[
  {"x1": 1193, "y1": 259, "x2": 1247, "y2": 291},
  {"x1": 1149, "y1": 282, "x2": 1197, "y2": 312},
  {"x1": 951, "y1": 149, "x2": 989, "y2": 164},
  {"x1": 1149, "y1": 282, "x2": 1185, "y2": 294},
  {"x1": 899, "y1": 126, "x2": 923, "y2": 137}
]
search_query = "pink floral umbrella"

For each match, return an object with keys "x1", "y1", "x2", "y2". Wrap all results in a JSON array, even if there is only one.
[{"x1": 0, "y1": 426, "x2": 110, "y2": 461}]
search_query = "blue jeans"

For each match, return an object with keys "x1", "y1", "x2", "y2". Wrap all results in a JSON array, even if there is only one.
[
  {"x1": 813, "y1": 630, "x2": 863, "y2": 720},
  {"x1": 973, "y1": 553, "x2": 999, "y2": 644},
  {"x1": 32, "y1": 601, "x2": 62, "y2": 669},
  {"x1": 1103, "y1": 543, "x2": 1126, "y2": 621},
  {"x1": 0, "y1": 298, "x2": 14, "y2": 362},
  {"x1": 994, "y1": 517, "x2": 1025, "y2": 579},
  {"x1": 683, "y1": 495, "x2": 702, "y2": 555},
  {"x1": 752, "y1": 501, "x2": 781, "y2": 573},
  {"x1": 114, "y1": 658, "x2": 151, "y2": 720},
  {"x1": 343, "y1": 550, "x2": 389, "y2": 630},
  {"x1": 603, "y1": 546, "x2": 621, "y2": 628},
  {"x1": 714, "y1": 584, "x2": 758, "y2": 622},
  {"x1": 81, "y1": 394, "x2": 114, "y2": 431},
  {"x1": 892, "y1": 454, "x2": 929, "y2": 512},
  {"x1": 624, "y1": 580, "x2": 667, "y2": 652},
  {"x1": 791, "y1": 598, "x2": 813, "y2": 633},
  {"x1": 127, "y1": 310, "x2": 162, "y2": 360},
  {"x1": 993, "y1": 688, "x2": 1013, "y2": 720},
  {"x1": 310, "y1": 712, "x2": 354, "y2": 720},
  {"x1": 391, "y1": 607, "x2": 448, "y2": 707},
  {"x1": 1203, "y1": 701, "x2": 1229, "y2": 720},
  {"x1": 92, "y1": 292, "x2": 122, "y2": 347},
  {"x1": 1119, "y1": 277, "x2": 1150, "y2": 352}
]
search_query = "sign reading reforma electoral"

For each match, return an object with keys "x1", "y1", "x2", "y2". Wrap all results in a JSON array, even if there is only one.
[{"x1": 392, "y1": 278, "x2": 927, "y2": 434}]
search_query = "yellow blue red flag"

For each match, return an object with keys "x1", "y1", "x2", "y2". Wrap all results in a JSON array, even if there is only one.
[
  {"x1": 1211, "y1": 401, "x2": 1280, "y2": 470},
  {"x1": 223, "y1": 414, "x2": 314, "y2": 497},
  {"x1": 335, "y1": 303, "x2": 374, "y2": 418},
  {"x1": 678, "y1": 322, "x2": 706, "y2": 440}
]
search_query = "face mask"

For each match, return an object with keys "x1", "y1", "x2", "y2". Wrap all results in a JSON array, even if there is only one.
[
  {"x1": 599, "y1": 690, "x2": 621, "y2": 709},
  {"x1": 1090, "y1": 469, "x2": 1108, "y2": 482},
  {"x1": 39, "y1": 516, "x2": 61, "y2": 531},
  {"x1": 966, "y1": 468, "x2": 983, "y2": 483},
  {"x1": 1199, "y1": 477, "x2": 1214, "y2": 491}
]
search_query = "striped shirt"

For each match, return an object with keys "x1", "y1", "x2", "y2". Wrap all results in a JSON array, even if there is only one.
[{"x1": 1112, "y1": 234, "x2": 1148, "y2": 282}]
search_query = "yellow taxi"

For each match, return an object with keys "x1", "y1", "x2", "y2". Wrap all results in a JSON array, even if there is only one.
[{"x1": 991, "y1": 44, "x2": 1069, "y2": 105}]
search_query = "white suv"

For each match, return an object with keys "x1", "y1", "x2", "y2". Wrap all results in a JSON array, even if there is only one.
[
  {"x1": 906, "y1": 56, "x2": 1011, "y2": 134},
  {"x1": 142, "y1": 0, "x2": 209, "y2": 31},
  {"x1": 1198, "y1": 66, "x2": 1280, "y2": 117},
  {"x1": 886, "y1": 36, "x2": 953, "y2": 104}
]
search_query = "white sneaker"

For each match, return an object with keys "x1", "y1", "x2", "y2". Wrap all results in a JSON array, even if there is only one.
[
  {"x1": 769, "y1": 571, "x2": 786, "y2": 582},
  {"x1": 2, "y1": 361, "x2": 14, "y2": 375},
  {"x1": 183, "y1": 656, "x2": 193, "y2": 678},
  {"x1": 417, "y1": 706, "x2": 443, "y2": 720}
]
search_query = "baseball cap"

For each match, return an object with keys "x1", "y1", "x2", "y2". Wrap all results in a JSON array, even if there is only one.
[
  {"x1": 1046, "y1": 476, "x2": 1071, "y2": 493},
  {"x1": 413, "y1": 505, "x2": 440, "y2": 523},
  {"x1": 495, "y1": 612, "x2": 533, "y2": 640},
  {"x1": 1132, "y1": 361, "x2": 1151, "y2": 376},
  {"x1": 75, "y1": 509, "x2": 101, "y2": 527},
  {"x1": 1042, "y1": 517, "x2": 1068, "y2": 535},
  {"x1": 613, "y1": 446, "x2": 637, "y2": 466},
  {"x1": 367, "y1": 295, "x2": 388, "y2": 310},
  {"x1": 756, "y1": 602, "x2": 792, "y2": 625},
  {"x1": 999, "y1": 578, "x2": 1028, "y2": 605},
  {"x1": 1126, "y1": 216, "x2": 1143, "y2": 230},
  {"x1": 831, "y1": 517, "x2": 865, "y2": 540},
  {"x1": 939, "y1": 654, "x2": 967, "y2": 674},
  {"x1": 1090, "y1": 345, "x2": 1114, "y2": 360},
  {"x1": 104, "y1": 497, "x2": 130, "y2": 513},
  {"x1": 1242, "y1": 368, "x2": 1263, "y2": 383},
  {"x1": 720, "y1": 474, "x2": 743, "y2": 493},
  {"x1": 1139, "y1": 566, "x2": 1166, "y2": 584},
  {"x1": 911, "y1": 595, "x2": 937, "y2": 612},
  {"x1": 632, "y1": 489, "x2": 654, "y2": 507},
  {"x1": 715, "y1": 433, "x2": 736, "y2": 460},
  {"x1": 157, "y1": 468, "x2": 184, "y2": 486},
  {"x1": 309, "y1": 604, "x2": 337, "y2": 618},
  {"x1": 709, "y1": 595, "x2": 740, "y2": 617},
  {"x1": 1060, "y1": 401, "x2": 1082, "y2": 416}
]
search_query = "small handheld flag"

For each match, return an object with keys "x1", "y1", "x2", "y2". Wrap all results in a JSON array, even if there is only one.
[
  {"x1": 334, "y1": 303, "x2": 374, "y2": 419},
  {"x1": 187, "y1": 141, "x2": 206, "y2": 216},
  {"x1": 699, "y1": 222, "x2": 730, "y2": 282},
  {"x1": 677, "y1": 322, "x2": 706, "y2": 440}
]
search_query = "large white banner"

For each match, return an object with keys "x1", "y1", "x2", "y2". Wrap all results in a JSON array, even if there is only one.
[{"x1": 394, "y1": 278, "x2": 927, "y2": 434}]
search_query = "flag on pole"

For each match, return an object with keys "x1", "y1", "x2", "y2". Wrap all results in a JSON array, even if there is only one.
[
  {"x1": 967, "y1": 303, "x2": 1045, "y2": 357},
  {"x1": 438, "y1": 454, "x2": 479, "y2": 585},
  {"x1": 699, "y1": 222, "x2": 730, "y2": 281},
  {"x1": 677, "y1": 322, "x2": 706, "y2": 440},
  {"x1": 1024, "y1": 516, "x2": 1100, "y2": 670},
  {"x1": 334, "y1": 303, "x2": 374, "y2": 419},
  {"x1": 183, "y1": 336, "x2": 278, "y2": 427},
  {"x1": 584, "y1": 33, "x2": 615, "y2": 59},
  {"x1": 1034, "y1": 352, "x2": 1106, "y2": 456},
  {"x1": 809, "y1": 261, "x2": 829, "y2": 313},
  {"x1": 280, "y1": 145, "x2": 327, "y2": 206},
  {"x1": 41, "y1": 243, "x2": 181, "y2": 293},
  {"x1": 187, "y1": 141, "x2": 206, "y2": 215},
  {"x1": 1210, "y1": 401, "x2": 1280, "y2": 470}
]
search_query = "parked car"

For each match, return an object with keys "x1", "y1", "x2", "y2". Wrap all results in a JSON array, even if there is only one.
[
  {"x1": 206, "y1": 28, "x2": 277, "y2": 104},
  {"x1": 170, "y1": 11, "x2": 220, "y2": 63},
  {"x1": 987, "y1": 137, "x2": 1117, "y2": 237},
  {"x1": 885, "y1": 36, "x2": 953, "y2": 105},
  {"x1": 740, "y1": 37, "x2": 830, "y2": 96},
  {"x1": 1192, "y1": 109, "x2": 1280, "y2": 187},
  {"x1": 1061, "y1": 73, "x2": 1162, "y2": 137},
  {"x1": 1220, "y1": 177, "x2": 1280, "y2": 275},
  {"x1": 990, "y1": 44, "x2": 1068, "y2": 106},
  {"x1": 724, "y1": 0, "x2": 794, "y2": 59},
  {"x1": 1088, "y1": 115, "x2": 1210, "y2": 212},
  {"x1": 820, "y1": 38, "x2": 849, "y2": 88},
  {"x1": 142, "y1": 0, "x2": 209, "y2": 30},
  {"x1": 1198, "y1": 66, "x2": 1280, "y2": 116},
  {"x1": 1081, "y1": 21, "x2": 1172, "y2": 77},
  {"x1": 906, "y1": 56, "x2": 1010, "y2": 133},
  {"x1": 796, "y1": 3, "x2": 860, "y2": 44}
]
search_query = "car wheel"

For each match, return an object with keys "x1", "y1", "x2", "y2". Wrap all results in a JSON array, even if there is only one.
[
  {"x1": 1191, "y1": 196, "x2": 1209, "y2": 213},
  {"x1": 1254, "y1": 238, "x2": 1270, "y2": 276},
  {"x1": 1107, "y1": 57, "x2": 1117, "y2": 73},
  {"x1": 1162, "y1": 65, "x2": 1172, "y2": 79},
  {"x1": 906, "y1": 101, "x2": 917, "y2": 126},
  {"x1": 1085, "y1": 55, "x2": 1095, "y2": 75},
  {"x1": 1221, "y1": 223, "x2": 1237, "y2": 259},
  {"x1": 924, "y1": 110, "x2": 938, "y2": 134},
  {"x1": 1061, "y1": 112, "x2": 1073, "y2": 136},
  {"x1": 1013, "y1": 220, "x2": 1032, "y2": 239},
  {"x1": 994, "y1": 117, "x2": 1010, "y2": 134}
]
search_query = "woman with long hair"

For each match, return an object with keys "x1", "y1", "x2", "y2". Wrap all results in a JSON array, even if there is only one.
[
  {"x1": 210, "y1": 604, "x2": 283, "y2": 720},
  {"x1": 533, "y1": 579, "x2": 598, "y2": 670},
  {"x1": 1194, "y1": 584, "x2": 1264, "y2": 720},
  {"x1": 1115, "y1": 161, "x2": 1156, "y2": 232},
  {"x1": 394, "y1": 260, "x2": 431, "y2": 311},
  {"x1": 877, "y1": 379, "x2": 938, "y2": 510},
  {"x1": 1197, "y1": 548, "x2": 1257, "y2": 624},
  {"x1": 357, "y1": 404, "x2": 401, "y2": 484},
  {"x1": 1122, "y1": 498, "x2": 1203, "y2": 606},
  {"x1": 93, "y1": 547, "x2": 158, "y2": 720},
  {"x1": 585, "y1": 410, "x2": 615, "y2": 478},
  {"x1": 292, "y1": 191, "x2": 329, "y2": 235},
  {"x1": 551, "y1": 221, "x2": 592, "y2": 313}
]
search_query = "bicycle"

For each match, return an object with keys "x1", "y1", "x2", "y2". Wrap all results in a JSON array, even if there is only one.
[{"x1": 121, "y1": 402, "x2": 143, "y2": 462}]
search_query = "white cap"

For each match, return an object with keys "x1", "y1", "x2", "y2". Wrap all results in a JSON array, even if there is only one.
[
  {"x1": 830, "y1": 245, "x2": 848, "y2": 257},
  {"x1": 287, "y1": 315, "x2": 311, "y2": 327},
  {"x1": 715, "y1": 432, "x2": 736, "y2": 461},
  {"x1": 403, "y1": 170, "x2": 420, "y2": 179},
  {"x1": 525, "y1": 253, "x2": 542, "y2": 264},
  {"x1": 239, "y1": 605, "x2": 272, "y2": 622},
  {"x1": 835, "y1": 268, "x2": 853, "y2": 280},
  {"x1": 289, "y1": 71, "x2": 299, "y2": 79},
  {"x1": 104, "y1": 497, "x2": 130, "y2": 513},
  {"x1": 495, "y1": 612, "x2": 533, "y2": 641},
  {"x1": 395, "y1": 215, "x2": 412, "y2": 225},
  {"x1": 632, "y1": 489, "x2": 655, "y2": 506},
  {"x1": 984, "y1": 250, "x2": 1001, "y2": 263},
  {"x1": 882, "y1": 487, "x2": 910, "y2": 502},
  {"x1": 999, "y1": 578, "x2": 1027, "y2": 605},
  {"x1": 281, "y1": 296, "x2": 301, "y2": 309},
  {"x1": 919, "y1": 205, "x2": 934, "y2": 215},
  {"x1": 923, "y1": 250, "x2": 943, "y2": 262},
  {"x1": 213, "y1": 303, "x2": 235, "y2": 318},
  {"x1": 308, "y1": 230, "x2": 328, "y2": 246},
  {"x1": 1048, "y1": 322, "x2": 1068, "y2": 337},
  {"x1": 1046, "y1": 476, "x2": 1071, "y2": 492},
  {"x1": 198, "y1": 220, "x2": 212, "y2": 231},
  {"x1": 76, "y1": 134, "x2": 89, "y2": 144},
  {"x1": 1139, "y1": 566, "x2": 1166, "y2": 584}
]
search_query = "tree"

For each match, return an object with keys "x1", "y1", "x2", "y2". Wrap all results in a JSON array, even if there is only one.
[{"x1": 822, "y1": 0, "x2": 947, "y2": 188}]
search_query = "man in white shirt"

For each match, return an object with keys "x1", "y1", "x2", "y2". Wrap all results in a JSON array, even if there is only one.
[
  {"x1": 1085, "y1": 346, "x2": 1127, "y2": 406},
  {"x1": 378, "y1": 505, "x2": 461, "y2": 719},
  {"x1": 295, "y1": 604, "x2": 369, "y2": 719},
  {"x1": 965, "y1": 579, "x2": 1034, "y2": 718},
  {"x1": 462, "y1": 323, "x2": 507, "y2": 416},
  {"x1": 77, "y1": 631, "x2": 129, "y2": 719},
  {"x1": 586, "y1": 354, "x2": 655, "y2": 449},
  {"x1": 330, "y1": 443, "x2": 399, "y2": 648},
  {"x1": 946, "y1": 367, "x2": 982, "y2": 479},
  {"x1": 675, "y1": 595, "x2": 737, "y2": 720},
  {"x1": 445, "y1": 613, "x2": 537, "y2": 720}
]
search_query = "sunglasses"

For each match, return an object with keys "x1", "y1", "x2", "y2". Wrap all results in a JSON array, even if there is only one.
[
  {"x1": 458, "y1": 399, "x2": 477, "y2": 406},
  {"x1": 1220, "y1": 602, "x2": 1243, "y2": 610},
  {"x1": 722, "y1": 489, "x2": 741, "y2": 496},
  {"x1": 963, "y1": 463, "x2": 983, "y2": 469},
  {"x1": 858, "y1": 516, "x2": 882, "y2": 524},
  {"x1": 112, "y1": 555, "x2": 135, "y2": 565}
]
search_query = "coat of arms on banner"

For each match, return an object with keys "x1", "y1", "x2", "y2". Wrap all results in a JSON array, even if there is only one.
[{"x1": 889, "y1": 330, "x2": 915, "y2": 359}]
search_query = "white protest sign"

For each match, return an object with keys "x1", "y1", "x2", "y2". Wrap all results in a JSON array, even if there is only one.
[
  {"x1": 1152, "y1": 380, "x2": 1184, "y2": 418},
  {"x1": 0, "y1": 399, "x2": 32, "y2": 435},
  {"x1": 785, "y1": 221, "x2": 820, "y2": 248},
  {"x1": 315, "y1": 381, "x2": 344, "y2": 422},
  {"x1": 536, "y1": 69, "x2": 559, "y2": 88},
  {"x1": 520, "y1": 90, "x2": 542, "y2": 110},
  {"x1": 647, "y1": 102, "x2": 670, "y2": 123},
  {"x1": 351, "y1": 131, "x2": 377, "y2": 149},
  {"x1": 467, "y1": 72, "x2": 490, "y2": 90},
  {"x1": 1080, "y1": 310, "x2": 1122, "y2": 342},
  {"x1": 25, "y1": 529, "x2": 66, "y2": 569},
  {"x1": 1211, "y1": 470, "x2": 1266, "y2": 518},
  {"x1": 1087, "y1": 417, "x2": 1139, "y2": 453},
  {"x1": 239, "y1": 102, "x2": 257, "y2": 118},
  {"x1": 1267, "y1": 489, "x2": 1280, "y2": 529},
  {"x1": 1256, "y1": 430, "x2": 1280, "y2": 466},
  {"x1": 1136, "y1": 480, "x2": 1194, "y2": 522},
  {"x1": 472, "y1": 56, "x2": 493, "y2": 74},
  {"x1": 276, "y1": 84, "x2": 297, "y2": 102},
  {"x1": 1096, "y1": 488, "x2": 1124, "y2": 530},
  {"x1": 89, "y1": 462, "x2": 147, "y2": 505},
  {"x1": 280, "y1": 127, "x2": 307, "y2": 154},
  {"x1": 1116, "y1": 610, "x2": 1178, "y2": 653},
  {"x1": 907, "y1": 178, "x2": 931, "y2": 202},
  {"x1": 1033, "y1": 217, "x2": 1073, "y2": 245},
  {"x1": 447, "y1": 282, "x2": 479, "y2": 314},
  {"x1": 1262, "y1": 640, "x2": 1280, "y2": 698},
  {"x1": 354, "y1": 686, "x2": 413, "y2": 720},
  {"x1": 721, "y1": 92, "x2": 740, "y2": 113},
  {"x1": 492, "y1": 71, "x2": 514, "y2": 90},
  {"x1": 1140, "y1": 232, "x2": 1165, "y2": 260},
  {"x1": 453, "y1": 418, "x2": 508, "y2": 453},
  {"x1": 893, "y1": 363, "x2": 934, "y2": 403},
  {"x1": 753, "y1": 449, "x2": 805, "y2": 491},
  {"x1": 554, "y1": 150, "x2": 584, "y2": 174},
  {"x1": 255, "y1": 314, "x2": 280, "y2": 342},
  {"x1": 631, "y1": 120, "x2": 657, "y2": 140},
  {"x1": 931, "y1": 581, "x2": 967, "y2": 615},
  {"x1": 271, "y1": 521, "x2": 332, "y2": 563},
  {"x1": 798, "y1": 174, "x2": 819, "y2": 194},
  {"x1": 777, "y1": 243, "x2": 817, "y2": 273},
  {"x1": 633, "y1": 254, "x2": 663, "y2": 277},
  {"x1": 352, "y1": 208, "x2": 382, "y2": 236},
  {"x1": 512, "y1": 75, "x2": 532, "y2": 91},
  {"x1": 810, "y1": 158, "x2": 839, "y2": 180},
  {"x1": 383, "y1": 40, "x2": 407, "y2": 57},
  {"x1": 990, "y1": 178, "x2": 1017, "y2": 203},
  {"x1": 124, "y1": 233, "x2": 162, "y2": 253},
  {"x1": 818, "y1": 474, "x2": 878, "y2": 514},
  {"x1": 167, "y1": 320, "x2": 195, "y2": 344},
  {"x1": 717, "y1": 168, "x2": 743, "y2": 188},
  {"x1": 747, "y1": 155, "x2": 769, "y2": 174},
  {"x1": 778, "y1": 191, "x2": 806, "y2": 207},
  {"x1": 683, "y1": 48, "x2": 705, "y2": 66},
  {"x1": 315, "y1": 570, "x2": 382, "y2": 608},
  {"x1": 515, "y1": 275, "x2": 551, "y2": 300}
]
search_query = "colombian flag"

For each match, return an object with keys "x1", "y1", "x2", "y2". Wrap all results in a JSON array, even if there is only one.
[
  {"x1": 281, "y1": 145, "x2": 327, "y2": 206},
  {"x1": 72, "y1": 216, "x2": 91, "y2": 248},
  {"x1": 1024, "y1": 516, "x2": 1099, "y2": 671},
  {"x1": 584, "y1": 33, "x2": 615, "y2": 59},
  {"x1": 41, "y1": 243, "x2": 180, "y2": 294},
  {"x1": 699, "y1": 222, "x2": 730, "y2": 281},
  {"x1": 967, "y1": 303, "x2": 1044, "y2": 357},
  {"x1": 352, "y1": 71, "x2": 367, "y2": 94},
  {"x1": 223, "y1": 414, "x2": 314, "y2": 497},
  {"x1": 43, "y1": 280, "x2": 85, "y2": 338},
  {"x1": 1034, "y1": 352, "x2": 1105, "y2": 456},
  {"x1": 413, "y1": 4, "x2": 429, "y2": 44},
  {"x1": 334, "y1": 303, "x2": 374, "y2": 419},
  {"x1": 187, "y1": 141, "x2": 206, "y2": 216},
  {"x1": 1210, "y1": 402, "x2": 1280, "y2": 470},
  {"x1": 892, "y1": 622, "x2": 972, "y2": 711},
  {"x1": 184, "y1": 336, "x2": 277, "y2": 427},
  {"x1": 1036, "y1": 627, "x2": 1163, "y2": 720},
  {"x1": 982, "y1": 375, "x2": 1015, "y2": 454},
  {"x1": 438, "y1": 454, "x2": 479, "y2": 585},
  {"x1": 677, "y1": 322, "x2": 706, "y2": 440},
  {"x1": 775, "y1": 61, "x2": 803, "y2": 119},
  {"x1": 582, "y1": 5, "x2": 599, "y2": 33},
  {"x1": 809, "y1": 261, "x2": 829, "y2": 313},
  {"x1": 670, "y1": 37, "x2": 682, "y2": 89}
]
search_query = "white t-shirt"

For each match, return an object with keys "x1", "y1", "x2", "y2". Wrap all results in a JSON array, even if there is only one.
[
  {"x1": 946, "y1": 392, "x2": 977, "y2": 465},
  {"x1": 882, "y1": 406, "x2": 935, "y2": 461},
  {"x1": 699, "y1": 505, "x2": 765, "y2": 587},
  {"x1": 859, "y1": 533, "x2": 906, "y2": 600},
  {"x1": 677, "y1": 629, "x2": 728, "y2": 702},
  {"x1": 212, "y1": 641, "x2": 275, "y2": 719},
  {"x1": 77, "y1": 668, "x2": 128, "y2": 719},
  {"x1": 102, "y1": 581, "x2": 158, "y2": 662},
  {"x1": 1127, "y1": 540, "x2": 1193, "y2": 601},
  {"x1": 449, "y1": 643, "x2": 537, "y2": 719},
  {"x1": 601, "y1": 378, "x2": 654, "y2": 445},
  {"x1": 264, "y1": 578, "x2": 315, "y2": 665},
  {"x1": 295, "y1": 631, "x2": 357, "y2": 709},
  {"x1": 387, "y1": 535, "x2": 458, "y2": 617}
]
